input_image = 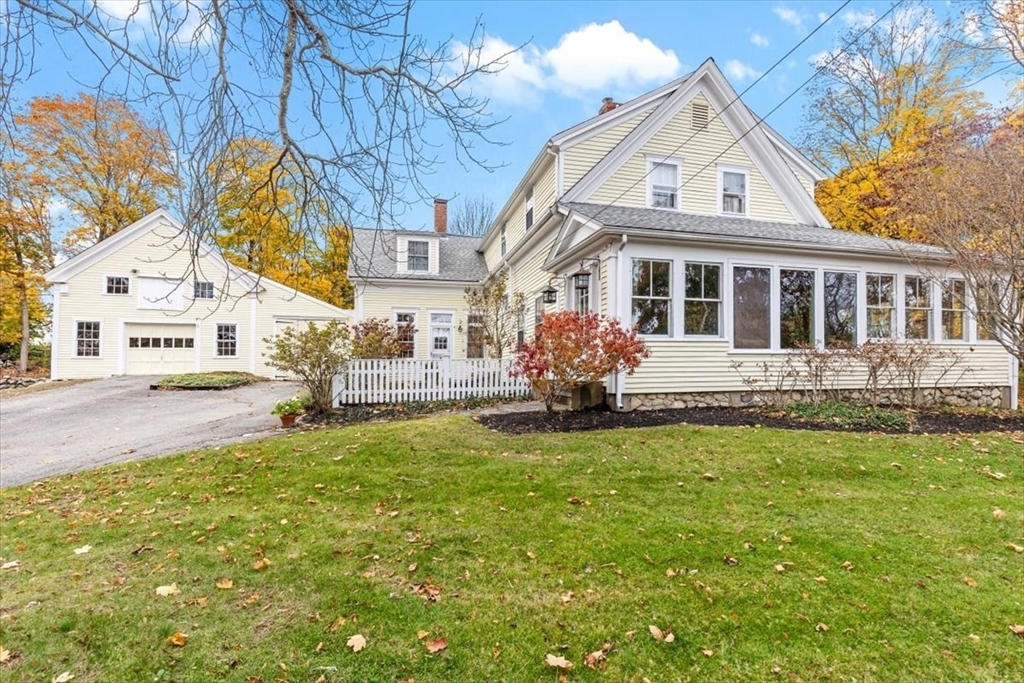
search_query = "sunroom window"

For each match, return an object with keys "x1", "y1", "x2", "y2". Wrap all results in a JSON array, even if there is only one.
[
  {"x1": 905, "y1": 276, "x2": 932, "y2": 340},
  {"x1": 780, "y1": 269, "x2": 814, "y2": 349},
  {"x1": 941, "y1": 278, "x2": 967, "y2": 341},
  {"x1": 684, "y1": 262, "x2": 721, "y2": 336},
  {"x1": 732, "y1": 266, "x2": 771, "y2": 349},
  {"x1": 823, "y1": 271, "x2": 857, "y2": 348},
  {"x1": 866, "y1": 274, "x2": 895, "y2": 339},
  {"x1": 631, "y1": 259, "x2": 671, "y2": 335}
]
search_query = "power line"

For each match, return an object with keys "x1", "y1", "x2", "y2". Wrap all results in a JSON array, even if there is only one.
[{"x1": 579, "y1": 0, "x2": 905, "y2": 227}]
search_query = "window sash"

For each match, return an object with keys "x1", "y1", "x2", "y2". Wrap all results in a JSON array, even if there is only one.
[
  {"x1": 407, "y1": 241, "x2": 429, "y2": 272},
  {"x1": 216, "y1": 324, "x2": 237, "y2": 356},
  {"x1": 732, "y1": 266, "x2": 770, "y2": 349},
  {"x1": 779, "y1": 269, "x2": 814, "y2": 349},
  {"x1": 941, "y1": 279, "x2": 967, "y2": 341},
  {"x1": 631, "y1": 259, "x2": 671, "y2": 335},
  {"x1": 722, "y1": 171, "x2": 747, "y2": 214},
  {"x1": 106, "y1": 277, "x2": 129, "y2": 295},
  {"x1": 866, "y1": 274, "x2": 895, "y2": 339},
  {"x1": 823, "y1": 271, "x2": 857, "y2": 348},
  {"x1": 395, "y1": 312, "x2": 416, "y2": 358},
  {"x1": 650, "y1": 162, "x2": 678, "y2": 209},
  {"x1": 76, "y1": 321, "x2": 101, "y2": 357},
  {"x1": 500, "y1": 223, "x2": 507, "y2": 257},
  {"x1": 194, "y1": 281, "x2": 215, "y2": 299},
  {"x1": 684, "y1": 263, "x2": 721, "y2": 336},
  {"x1": 904, "y1": 276, "x2": 932, "y2": 340}
]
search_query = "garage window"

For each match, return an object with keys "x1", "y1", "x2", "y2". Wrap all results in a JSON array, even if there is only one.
[
  {"x1": 216, "y1": 324, "x2": 237, "y2": 356},
  {"x1": 194, "y1": 281, "x2": 215, "y2": 299},
  {"x1": 76, "y1": 321, "x2": 101, "y2": 356},
  {"x1": 106, "y1": 276, "x2": 129, "y2": 295}
]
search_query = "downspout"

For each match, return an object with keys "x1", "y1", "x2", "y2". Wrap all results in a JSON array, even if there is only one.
[{"x1": 615, "y1": 234, "x2": 628, "y2": 411}]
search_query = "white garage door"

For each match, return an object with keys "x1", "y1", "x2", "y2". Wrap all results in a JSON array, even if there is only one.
[{"x1": 126, "y1": 323, "x2": 196, "y2": 375}]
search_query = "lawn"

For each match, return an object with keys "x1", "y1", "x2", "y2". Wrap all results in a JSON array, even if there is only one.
[{"x1": 0, "y1": 417, "x2": 1021, "y2": 682}]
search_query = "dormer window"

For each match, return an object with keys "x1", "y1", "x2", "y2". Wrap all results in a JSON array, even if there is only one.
[
  {"x1": 407, "y1": 240, "x2": 429, "y2": 272},
  {"x1": 525, "y1": 187, "x2": 534, "y2": 230},
  {"x1": 647, "y1": 157, "x2": 680, "y2": 210},
  {"x1": 720, "y1": 167, "x2": 748, "y2": 216}
]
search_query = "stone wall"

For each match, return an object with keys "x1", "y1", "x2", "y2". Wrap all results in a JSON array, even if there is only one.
[
  {"x1": 623, "y1": 384, "x2": 1008, "y2": 411},
  {"x1": 0, "y1": 376, "x2": 48, "y2": 390}
]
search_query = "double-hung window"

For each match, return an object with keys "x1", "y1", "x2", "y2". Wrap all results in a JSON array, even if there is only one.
[
  {"x1": 975, "y1": 283, "x2": 1000, "y2": 341},
  {"x1": 467, "y1": 313, "x2": 485, "y2": 358},
  {"x1": 823, "y1": 271, "x2": 857, "y2": 348},
  {"x1": 631, "y1": 259, "x2": 671, "y2": 335},
  {"x1": 76, "y1": 321, "x2": 101, "y2": 357},
  {"x1": 574, "y1": 278, "x2": 590, "y2": 314},
  {"x1": 905, "y1": 276, "x2": 932, "y2": 340},
  {"x1": 866, "y1": 273, "x2": 896, "y2": 339},
  {"x1": 779, "y1": 269, "x2": 814, "y2": 349},
  {"x1": 407, "y1": 240, "x2": 429, "y2": 272},
  {"x1": 941, "y1": 278, "x2": 967, "y2": 341},
  {"x1": 500, "y1": 222, "x2": 507, "y2": 257},
  {"x1": 732, "y1": 266, "x2": 771, "y2": 349},
  {"x1": 194, "y1": 281, "x2": 215, "y2": 299},
  {"x1": 720, "y1": 169, "x2": 748, "y2": 215},
  {"x1": 649, "y1": 160, "x2": 679, "y2": 209},
  {"x1": 106, "y1": 276, "x2": 129, "y2": 295},
  {"x1": 216, "y1": 324, "x2": 237, "y2": 357},
  {"x1": 395, "y1": 312, "x2": 416, "y2": 358},
  {"x1": 525, "y1": 187, "x2": 534, "y2": 230},
  {"x1": 683, "y1": 262, "x2": 721, "y2": 336}
]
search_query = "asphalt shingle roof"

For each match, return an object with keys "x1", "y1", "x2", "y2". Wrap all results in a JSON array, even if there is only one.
[
  {"x1": 562, "y1": 202, "x2": 944, "y2": 257},
  {"x1": 348, "y1": 228, "x2": 488, "y2": 282}
]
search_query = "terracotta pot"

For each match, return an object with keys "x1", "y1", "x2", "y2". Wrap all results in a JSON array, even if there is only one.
[{"x1": 279, "y1": 413, "x2": 298, "y2": 428}]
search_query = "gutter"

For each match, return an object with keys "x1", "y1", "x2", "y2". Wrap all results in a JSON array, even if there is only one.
[{"x1": 614, "y1": 234, "x2": 628, "y2": 411}]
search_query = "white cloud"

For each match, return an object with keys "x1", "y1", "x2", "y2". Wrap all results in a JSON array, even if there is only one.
[
  {"x1": 454, "y1": 21, "x2": 682, "y2": 106},
  {"x1": 817, "y1": 12, "x2": 830, "y2": 23},
  {"x1": 842, "y1": 9, "x2": 877, "y2": 28},
  {"x1": 724, "y1": 59, "x2": 762, "y2": 83},
  {"x1": 773, "y1": 6, "x2": 805, "y2": 31},
  {"x1": 749, "y1": 32, "x2": 771, "y2": 48}
]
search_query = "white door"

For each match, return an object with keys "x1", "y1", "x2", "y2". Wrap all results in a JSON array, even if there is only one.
[
  {"x1": 429, "y1": 312, "x2": 453, "y2": 360},
  {"x1": 125, "y1": 323, "x2": 196, "y2": 375}
]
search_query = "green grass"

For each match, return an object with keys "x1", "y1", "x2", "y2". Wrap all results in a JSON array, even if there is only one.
[
  {"x1": 1, "y1": 418, "x2": 1022, "y2": 682},
  {"x1": 153, "y1": 372, "x2": 262, "y2": 389}
]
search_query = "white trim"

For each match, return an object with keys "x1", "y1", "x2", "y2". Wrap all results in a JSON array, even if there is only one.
[
  {"x1": 681, "y1": 261, "x2": 724, "y2": 339},
  {"x1": 72, "y1": 318, "x2": 103, "y2": 359},
  {"x1": 249, "y1": 296, "x2": 258, "y2": 373},
  {"x1": 717, "y1": 164, "x2": 750, "y2": 218},
  {"x1": 646, "y1": 154, "x2": 683, "y2": 211},
  {"x1": 120, "y1": 319, "x2": 198, "y2": 375},
  {"x1": 214, "y1": 321, "x2": 240, "y2": 358},
  {"x1": 117, "y1": 318, "x2": 126, "y2": 374},
  {"x1": 427, "y1": 309, "x2": 455, "y2": 359},
  {"x1": 865, "y1": 272, "x2": 898, "y2": 341},
  {"x1": 551, "y1": 75, "x2": 682, "y2": 148},
  {"x1": 50, "y1": 285, "x2": 64, "y2": 377}
]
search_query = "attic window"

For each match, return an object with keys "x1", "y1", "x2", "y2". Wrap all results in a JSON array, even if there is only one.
[
  {"x1": 691, "y1": 102, "x2": 710, "y2": 130},
  {"x1": 407, "y1": 240, "x2": 429, "y2": 272}
]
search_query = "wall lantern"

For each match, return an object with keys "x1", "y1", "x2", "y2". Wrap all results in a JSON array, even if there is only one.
[
  {"x1": 572, "y1": 259, "x2": 600, "y2": 291},
  {"x1": 541, "y1": 284, "x2": 558, "y2": 304}
]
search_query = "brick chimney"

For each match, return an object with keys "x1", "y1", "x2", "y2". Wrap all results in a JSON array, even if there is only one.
[
  {"x1": 599, "y1": 97, "x2": 619, "y2": 115},
  {"x1": 433, "y1": 198, "x2": 448, "y2": 234}
]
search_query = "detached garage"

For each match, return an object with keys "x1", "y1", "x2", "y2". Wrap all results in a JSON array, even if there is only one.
[{"x1": 45, "y1": 210, "x2": 355, "y2": 379}]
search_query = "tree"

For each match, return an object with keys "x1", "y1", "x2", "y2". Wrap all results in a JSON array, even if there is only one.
[
  {"x1": 13, "y1": 93, "x2": 177, "y2": 253},
  {"x1": 464, "y1": 272, "x2": 524, "y2": 358},
  {"x1": 264, "y1": 320, "x2": 351, "y2": 413},
  {"x1": 3, "y1": 1, "x2": 512, "y2": 294},
  {"x1": 350, "y1": 317, "x2": 415, "y2": 359},
  {"x1": 890, "y1": 113, "x2": 1023, "y2": 363},
  {"x1": 512, "y1": 311, "x2": 650, "y2": 412},
  {"x1": 448, "y1": 195, "x2": 496, "y2": 236},
  {"x1": 802, "y1": 3, "x2": 986, "y2": 239},
  {"x1": 0, "y1": 155, "x2": 55, "y2": 372},
  {"x1": 211, "y1": 137, "x2": 353, "y2": 307}
]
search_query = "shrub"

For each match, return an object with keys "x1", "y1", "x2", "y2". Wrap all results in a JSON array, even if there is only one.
[
  {"x1": 350, "y1": 317, "x2": 415, "y2": 359},
  {"x1": 511, "y1": 311, "x2": 649, "y2": 412},
  {"x1": 264, "y1": 321, "x2": 351, "y2": 413},
  {"x1": 786, "y1": 401, "x2": 910, "y2": 432},
  {"x1": 272, "y1": 396, "x2": 307, "y2": 416}
]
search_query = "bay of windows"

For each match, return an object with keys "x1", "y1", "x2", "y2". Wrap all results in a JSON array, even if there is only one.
[{"x1": 631, "y1": 259, "x2": 671, "y2": 335}]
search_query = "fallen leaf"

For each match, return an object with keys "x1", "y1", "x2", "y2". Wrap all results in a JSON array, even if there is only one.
[
  {"x1": 526, "y1": 551, "x2": 537, "y2": 560},
  {"x1": 664, "y1": 632, "x2": 675, "y2": 643},
  {"x1": 166, "y1": 632, "x2": 188, "y2": 647},
  {"x1": 665, "y1": 568, "x2": 677, "y2": 578},
  {"x1": 968, "y1": 634, "x2": 981, "y2": 643},
  {"x1": 407, "y1": 563, "x2": 418, "y2": 573},
  {"x1": 814, "y1": 576, "x2": 828, "y2": 584},
  {"x1": 774, "y1": 564, "x2": 786, "y2": 573},
  {"x1": 52, "y1": 673, "x2": 74, "y2": 683},
  {"x1": 425, "y1": 638, "x2": 448, "y2": 654},
  {"x1": 841, "y1": 561, "x2": 854, "y2": 571},
  {"x1": 416, "y1": 630, "x2": 429, "y2": 640},
  {"x1": 1010, "y1": 624, "x2": 1024, "y2": 637},
  {"x1": 328, "y1": 616, "x2": 347, "y2": 633},
  {"x1": 315, "y1": 641, "x2": 324, "y2": 653},
  {"x1": 567, "y1": 497, "x2": 585, "y2": 505},
  {"x1": 815, "y1": 623, "x2": 829, "y2": 632},
  {"x1": 216, "y1": 578, "x2": 233, "y2": 590},
  {"x1": 724, "y1": 555, "x2": 739, "y2": 565},
  {"x1": 700, "y1": 472, "x2": 718, "y2": 481},
  {"x1": 560, "y1": 591, "x2": 574, "y2": 604},
  {"x1": 963, "y1": 576, "x2": 977, "y2": 588},
  {"x1": 701, "y1": 648, "x2": 714, "y2": 657},
  {"x1": 545, "y1": 653, "x2": 572, "y2": 670},
  {"x1": 155, "y1": 583, "x2": 180, "y2": 597},
  {"x1": 992, "y1": 508, "x2": 1006, "y2": 519},
  {"x1": 584, "y1": 642, "x2": 613, "y2": 669},
  {"x1": 252, "y1": 558, "x2": 271, "y2": 571},
  {"x1": 0, "y1": 561, "x2": 20, "y2": 571},
  {"x1": 1007, "y1": 543, "x2": 1024, "y2": 553},
  {"x1": 346, "y1": 634, "x2": 367, "y2": 652},
  {"x1": 0, "y1": 647, "x2": 10, "y2": 663},
  {"x1": 73, "y1": 545, "x2": 91, "y2": 555}
]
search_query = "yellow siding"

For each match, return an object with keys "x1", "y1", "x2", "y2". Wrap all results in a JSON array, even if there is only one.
[
  {"x1": 490, "y1": 159, "x2": 558, "y2": 271},
  {"x1": 785, "y1": 159, "x2": 815, "y2": 197},
  {"x1": 358, "y1": 283, "x2": 475, "y2": 360},
  {"x1": 53, "y1": 222, "x2": 352, "y2": 379},
  {"x1": 627, "y1": 341, "x2": 1012, "y2": 394},
  {"x1": 511, "y1": 237, "x2": 558, "y2": 343},
  {"x1": 588, "y1": 94, "x2": 798, "y2": 223},
  {"x1": 563, "y1": 108, "x2": 653, "y2": 191}
]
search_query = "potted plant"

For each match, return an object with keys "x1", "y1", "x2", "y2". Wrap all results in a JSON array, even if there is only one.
[{"x1": 272, "y1": 396, "x2": 306, "y2": 427}]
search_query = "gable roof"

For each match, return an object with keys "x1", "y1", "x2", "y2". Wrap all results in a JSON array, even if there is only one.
[
  {"x1": 561, "y1": 59, "x2": 829, "y2": 227},
  {"x1": 559, "y1": 202, "x2": 944, "y2": 260},
  {"x1": 348, "y1": 228, "x2": 488, "y2": 282}
]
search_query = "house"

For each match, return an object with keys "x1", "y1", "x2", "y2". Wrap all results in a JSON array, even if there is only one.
[
  {"x1": 44, "y1": 209, "x2": 354, "y2": 379},
  {"x1": 354, "y1": 58, "x2": 1018, "y2": 409},
  {"x1": 349, "y1": 200, "x2": 489, "y2": 360}
]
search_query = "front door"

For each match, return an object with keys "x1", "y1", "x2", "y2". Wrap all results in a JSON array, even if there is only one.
[{"x1": 429, "y1": 312, "x2": 453, "y2": 359}]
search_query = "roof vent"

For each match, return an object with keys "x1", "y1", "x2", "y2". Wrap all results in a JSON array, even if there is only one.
[{"x1": 691, "y1": 102, "x2": 710, "y2": 130}]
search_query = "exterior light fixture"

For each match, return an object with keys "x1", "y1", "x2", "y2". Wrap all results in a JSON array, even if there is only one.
[
  {"x1": 572, "y1": 258, "x2": 600, "y2": 291},
  {"x1": 541, "y1": 284, "x2": 558, "y2": 304}
]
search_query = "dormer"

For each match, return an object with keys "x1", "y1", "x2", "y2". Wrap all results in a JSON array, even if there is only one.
[{"x1": 395, "y1": 233, "x2": 440, "y2": 275}]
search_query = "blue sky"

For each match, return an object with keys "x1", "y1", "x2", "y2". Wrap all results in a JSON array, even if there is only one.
[{"x1": 11, "y1": 0, "x2": 1021, "y2": 232}]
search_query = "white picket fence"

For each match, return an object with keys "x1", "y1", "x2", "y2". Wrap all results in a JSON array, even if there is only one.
[{"x1": 333, "y1": 358, "x2": 530, "y2": 406}]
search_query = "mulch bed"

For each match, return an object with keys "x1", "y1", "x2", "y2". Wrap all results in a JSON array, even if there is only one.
[{"x1": 477, "y1": 405, "x2": 1024, "y2": 436}]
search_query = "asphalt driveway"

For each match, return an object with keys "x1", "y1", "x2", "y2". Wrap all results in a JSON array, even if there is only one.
[{"x1": 0, "y1": 376, "x2": 302, "y2": 487}]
